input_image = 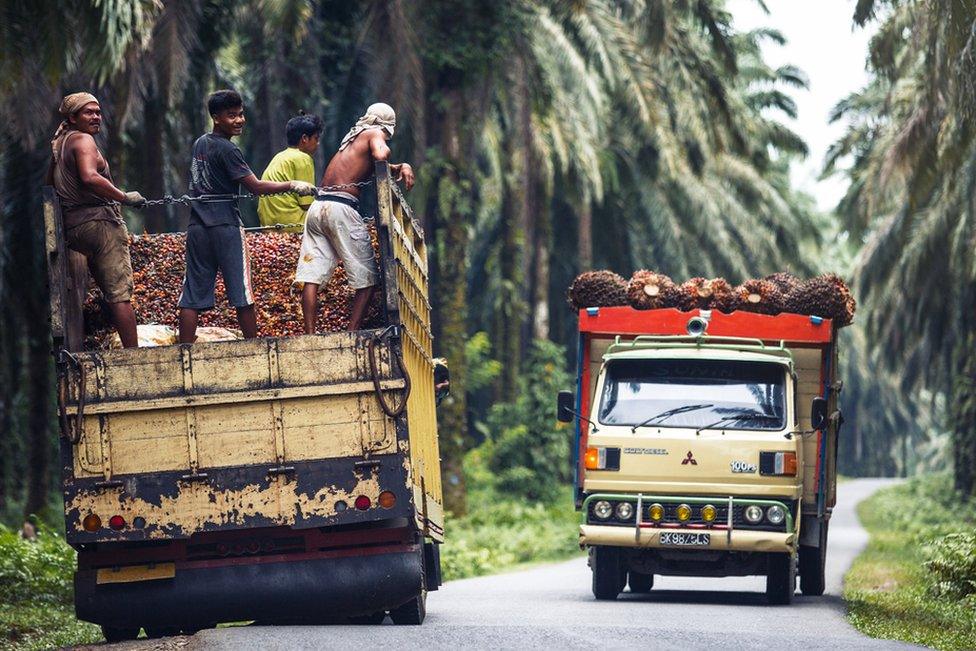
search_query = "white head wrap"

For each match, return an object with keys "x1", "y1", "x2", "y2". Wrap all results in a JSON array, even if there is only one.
[{"x1": 338, "y1": 102, "x2": 396, "y2": 151}]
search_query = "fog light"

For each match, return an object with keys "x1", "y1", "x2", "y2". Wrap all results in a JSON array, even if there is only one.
[
  {"x1": 676, "y1": 504, "x2": 692, "y2": 522},
  {"x1": 648, "y1": 503, "x2": 664, "y2": 521},
  {"x1": 766, "y1": 504, "x2": 786, "y2": 525},
  {"x1": 593, "y1": 500, "x2": 612, "y2": 520},
  {"x1": 82, "y1": 514, "x2": 101, "y2": 532},
  {"x1": 615, "y1": 502, "x2": 634, "y2": 520},
  {"x1": 108, "y1": 515, "x2": 126, "y2": 531},
  {"x1": 379, "y1": 491, "x2": 396, "y2": 509},
  {"x1": 335, "y1": 500, "x2": 348, "y2": 512},
  {"x1": 354, "y1": 495, "x2": 371, "y2": 511},
  {"x1": 132, "y1": 516, "x2": 146, "y2": 529},
  {"x1": 701, "y1": 504, "x2": 717, "y2": 522},
  {"x1": 744, "y1": 504, "x2": 763, "y2": 524}
]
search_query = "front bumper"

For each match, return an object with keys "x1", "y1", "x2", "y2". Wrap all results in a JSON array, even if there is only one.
[
  {"x1": 579, "y1": 524, "x2": 795, "y2": 553},
  {"x1": 580, "y1": 493, "x2": 797, "y2": 553}
]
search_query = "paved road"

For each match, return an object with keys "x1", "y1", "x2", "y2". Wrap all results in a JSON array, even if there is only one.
[{"x1": 171, "y1": 478, "x2": 917, "y2": 650}]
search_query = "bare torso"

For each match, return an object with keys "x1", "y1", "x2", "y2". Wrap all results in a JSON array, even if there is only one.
[{"x1": 320, "y1": 129, "x2": 387, "y2": 197}]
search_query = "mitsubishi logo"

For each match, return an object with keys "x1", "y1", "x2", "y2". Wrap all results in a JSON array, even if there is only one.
[{"x1": 681, "y1": 451, "x2": 698, "y2": 465}]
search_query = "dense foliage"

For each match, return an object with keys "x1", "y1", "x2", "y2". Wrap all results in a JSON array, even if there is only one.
[{"x1": 828, "y1": 0, "x2": 976, "y2": 495}]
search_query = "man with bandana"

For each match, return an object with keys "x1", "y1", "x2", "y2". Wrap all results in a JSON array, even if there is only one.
[
  {"x1": 295, "y1": 102, "x2": 415, "y2": 333},
  {"x1": 48, "y1": 92, "x2": 145, "y2": 348}
]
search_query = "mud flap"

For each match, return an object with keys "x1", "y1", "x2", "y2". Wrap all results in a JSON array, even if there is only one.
[{"x1": 423, "y1": 540, "x2": 441, "y2": 591}]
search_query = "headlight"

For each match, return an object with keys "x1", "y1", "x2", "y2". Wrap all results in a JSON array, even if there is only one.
[
  {"x1": 593, "y1": 500, "x2": 612, "y2": 520},
  {"x1": 744, "y1": 504, "x2": 763, "y2": 524},
  {"x1": 648, "y1": 503, "x2": 664, "y2": 521},
  {"x1": 615, "y1": 502, "x2": 634, "y2": 520},
  {"x1": 766, "y1": 504, "x2": 786, "y2": 525},
  {"x1": 676, "y1": 504, "x2": 692, "y2": 522},
  {"x1": 701, "y1": 504, "x2": 717, "y2": 522}
]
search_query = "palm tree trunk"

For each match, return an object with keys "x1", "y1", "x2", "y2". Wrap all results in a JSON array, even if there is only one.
[
  {"x1": 577, "y1": 190, "x2": 593, "y2": 270},
  {"x1": 531, "y1": 174, "x2": 551, "y2": 340},
  {"x1": 428, "y1": 89, "x2": 470, "y2": 515},
  {"x1": 951, "y1": 330, "x2": 976, "y2": 496},
  {"x1": 142, "y1": 85, "x2": 168, "y2": 233}
]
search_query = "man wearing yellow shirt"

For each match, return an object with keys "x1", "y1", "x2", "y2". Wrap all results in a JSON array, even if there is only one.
[{"x1": 257, "y1": 114, "x2": 323, "y2": 232}]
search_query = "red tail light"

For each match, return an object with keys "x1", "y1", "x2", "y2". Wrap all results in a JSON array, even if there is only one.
[
  {"x1": 354, "y1": 495, "x2": 371, "y2": 510},
  {"x1": 108, "y1": 515, "x2": 126, "y2": 530}
]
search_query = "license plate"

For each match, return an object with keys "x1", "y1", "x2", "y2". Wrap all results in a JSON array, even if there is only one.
[
  {"x1": 96, "y1": 562, "x2": 175, "y2": 585},
  {"x1": 659, "y1": 532, "x2": 710, "y2": 546}
]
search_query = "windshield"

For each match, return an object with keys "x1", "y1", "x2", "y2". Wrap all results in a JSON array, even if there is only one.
[{"x1": 598, "y1": 358, "x2": 786, "y2": 430}]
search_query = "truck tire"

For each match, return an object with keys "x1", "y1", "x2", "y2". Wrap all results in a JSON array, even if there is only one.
[
  {"x1": 144, "y1": 626, "x2": 180, "y2": 638},
  {"x1": 766, "y1": 552, "x2": 796, "y2": 605},
  {"x1": 628, "y1": 571, "x2": 653, "y2": 593},
  {"x1": 591, "y1": 547, "x2": 624, "y2": 600},
  {"x1": 349, "y1": 611, "x2": 388, "y2": 625},
  {"x1": 389, "y1": 593, "x2": 426, "y2": 625},
  {"x1": 101, "y1": 626, "x2": 140, "y2": 643},
  {"x1": 799, "y1": 521, "x2": 828, "y2": 596}
]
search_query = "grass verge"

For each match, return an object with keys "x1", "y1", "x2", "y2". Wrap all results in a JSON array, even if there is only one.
[
  {"x1": 439, "y1": 447, "x2": 582, "y2": 581},
  {"x1": 0, "y1": 525, "x2": 100, "y2": 650},
  {"x1": 844, "y1": 474, "x2": 976, "y2": 650}
]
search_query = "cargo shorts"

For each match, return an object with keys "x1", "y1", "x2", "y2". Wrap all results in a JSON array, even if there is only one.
[
  {"x1": 65, "y1": 219, "x2": 134, "y2": 303},
  {"x1": 178, "y1": 223, "x2": 254, "y2": 310},
  {"x1": 295, "y1": 194, "x2": 378, "y2": 290}
]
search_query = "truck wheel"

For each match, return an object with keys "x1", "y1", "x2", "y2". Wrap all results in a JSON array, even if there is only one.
[
  {"x1": 591, "y1": 547, "x2": 624, "y2": 600},
  {"x1": 628, "y1": 571, "x2": 654, "y2": 593},
  {"x1": 799, "y1": 521, "x2": 828, "y2": 596},
  {"x1": 101, "y1": 626, "x2": 140, "y2": 643},
  {"x1": 389, "y1": 593, "x2": 426, "y2": 625},
  {"x1": 349, "y1": 610, "x2": 387, "y2": 625},
  {"x1": 144, "y1": 626, "x2": 180, "y2": 638},
  {"x1": 766, "y1": 552, "x2": 796, "y2": 605}
]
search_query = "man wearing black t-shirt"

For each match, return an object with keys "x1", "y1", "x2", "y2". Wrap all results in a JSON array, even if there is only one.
[{"x1": 178, "y1": 90, "x2": 315, "y2": 343}]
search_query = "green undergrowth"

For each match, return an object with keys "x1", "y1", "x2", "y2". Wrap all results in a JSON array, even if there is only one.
[
  {"x1": 0, "y1": 524, "x2": 100, "y2": 650},
  {"x1": 845, "y1": 474, "x2": 976, "y2": 650},
  {"x1": 439, "y1": 446, "x2": 582, "y2": 581}
]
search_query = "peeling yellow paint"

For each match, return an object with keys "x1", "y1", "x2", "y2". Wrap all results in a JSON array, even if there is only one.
[{"x1": 67, "y1": 475, "x2": 383, "y2": 538}]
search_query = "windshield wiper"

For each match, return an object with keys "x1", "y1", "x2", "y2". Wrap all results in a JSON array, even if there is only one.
[
  {"x1": 631, "y1": 404, "x2": 714, "y2": 433},
  {"x1": 694, "y1": 412, "x2": 782, "y2": 436}
]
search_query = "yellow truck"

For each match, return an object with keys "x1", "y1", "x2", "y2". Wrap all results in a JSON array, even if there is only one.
[
  {"x1": 44, "y1": 163, "x2": 443, "y2": 639},
  {"x1": 558, "y1": 306, "x2": 841, "y2": 604}
]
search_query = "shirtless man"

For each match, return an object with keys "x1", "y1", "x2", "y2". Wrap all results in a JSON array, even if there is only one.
[
  {"x1": 48, "y1": 92, "x2": 145, "y2": 348},
  {"x1": 295, "y1": 102, "x2": 415, "y2": 332}
]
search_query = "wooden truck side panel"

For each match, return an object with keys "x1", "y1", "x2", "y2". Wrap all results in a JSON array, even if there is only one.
[{"x1": 376, "y1": 167, "x2": 444, "y2": 541}]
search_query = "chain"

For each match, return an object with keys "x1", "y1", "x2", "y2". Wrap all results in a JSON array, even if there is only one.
[{"x1": 139, "y1": 179, "x2": 375, "y2": 207}]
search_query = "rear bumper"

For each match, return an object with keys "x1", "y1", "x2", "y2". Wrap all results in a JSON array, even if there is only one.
[
  {"x1": 75, "y1": 544, "x2": 422, "y2": 627},
  {"x1": 580, "y1": 524, "x2": 794, "y2": 553}
]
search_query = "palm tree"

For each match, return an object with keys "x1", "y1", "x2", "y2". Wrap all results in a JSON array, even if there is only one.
[{"x1": 829, "y1": 0, "x2": 976, "y2": 494}]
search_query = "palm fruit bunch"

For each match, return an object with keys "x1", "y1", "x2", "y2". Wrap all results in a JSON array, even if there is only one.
[
  {"x1": 567, "y1": 270, "x2": 628, "y2": 310},
  {"x1": 676, "y1": 277, "x2": 735, "y2": 311},
  {"x1": 734, "y1": 279, "x2": 785, "y2": 315},
  {"x1": 763, "y1": 272, "x2": 802, "y2": 296},
  {"x1": 627, "y1": 270, "x2": 680, "y2": 310},
  {"x1": 84, "y1": 229, "x2": 385, "y2": 349},
  {"x1": 786, "y1": 273, "x2": 856, "y2": 326},
  {"x1": 708, "y1": 278, "x2": 740, "y2": 313}
]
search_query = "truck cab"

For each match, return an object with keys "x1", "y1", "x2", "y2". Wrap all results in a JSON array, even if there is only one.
[{"x1": 559, "y1": 307, "x2": 840, "y2": 604}]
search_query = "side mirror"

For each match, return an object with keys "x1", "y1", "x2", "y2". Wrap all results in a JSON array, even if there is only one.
[
  {"x1": 811, "y1": 397, "x2": 828, "y2": 431},
  {"x1": 433, "y1": 359, "x2": 450, "y2": 405},
  {"x1": 557, "y1": 390, "x2": 575, "y2": 423}
]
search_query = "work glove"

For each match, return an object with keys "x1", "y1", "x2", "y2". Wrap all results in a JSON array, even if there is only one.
[
  {"x1": 121, "y1": 191, "x2": 147, "y2": 207},
  {"x1": 289, "y1": 181, "x2": 317, "y2": 196}
]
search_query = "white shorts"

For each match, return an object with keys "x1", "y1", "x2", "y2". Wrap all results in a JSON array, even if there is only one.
[{"x1": 294, "y1": 193, "x2": 379, "y2": 290}]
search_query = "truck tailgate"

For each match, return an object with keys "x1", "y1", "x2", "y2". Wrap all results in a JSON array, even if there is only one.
[{"x1": 60, "y1": 331, "x2": 410, "y2": 542}]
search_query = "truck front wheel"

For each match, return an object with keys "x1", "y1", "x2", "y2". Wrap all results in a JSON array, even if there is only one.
[
  {"x1": 765, "y1": 552, "x2": 796, "y2": 605},
  {"x1": 628, "y1": 571, "x2": 654, "y2": 593},
  {"x1": 591, "y1": 547, "x2": 624, "y2": 600}
]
